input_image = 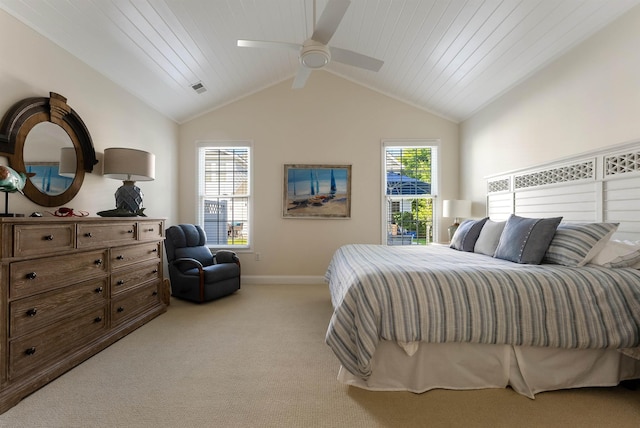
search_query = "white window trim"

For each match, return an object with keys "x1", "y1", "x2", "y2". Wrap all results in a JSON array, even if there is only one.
[
  {"x1": 381, "y1": 139, "x2": 440, "y2": 244},
  {"x1": 195, "y1": 140, "x2": 254, "y2": 251}
]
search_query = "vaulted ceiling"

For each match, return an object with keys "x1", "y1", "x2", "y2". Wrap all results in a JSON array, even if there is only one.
[{"x1": 1, "y1": 0, "x2": 638, "y2": 124}]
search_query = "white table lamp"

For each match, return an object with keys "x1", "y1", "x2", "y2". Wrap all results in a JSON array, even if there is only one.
[{"x1": 443, "y1": 199, "x2": 472, "y2": 241}]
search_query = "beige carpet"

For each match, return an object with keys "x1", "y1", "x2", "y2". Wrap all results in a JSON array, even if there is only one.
[{"x1": 1, "y1": 283, "x2": 639, "y2": 428}]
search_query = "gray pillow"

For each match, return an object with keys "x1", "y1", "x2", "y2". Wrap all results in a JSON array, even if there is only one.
[
  {"x1": 450, "y1": 218, "x2": 488, "y2": 252},
  {"x1": 474, "y1": 220, "x2": 506, "y2": 256},
  {"x1": 543, "y1": 222, "x2": 618, "y2": 266},
  {"x1": 494, "y1": 215, "x2": 562, "y2": 264}
]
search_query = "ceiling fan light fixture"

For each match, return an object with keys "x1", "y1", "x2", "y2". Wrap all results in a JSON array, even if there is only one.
[
  {"x1": 238, "y1": 0, "x2": 382, "y2": 89},
  {"x1": 300, "y1": 43, "x2": 330, "y2": 69}
]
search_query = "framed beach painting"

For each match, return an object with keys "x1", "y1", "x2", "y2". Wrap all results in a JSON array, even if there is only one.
[{"x1": 283, "y1": 164, "x2": 351, "y2": 218}]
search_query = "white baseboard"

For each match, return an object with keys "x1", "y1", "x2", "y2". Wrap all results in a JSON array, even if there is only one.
[{"x1": 241, "y1": 275, "x2": 326, "y2": 285}]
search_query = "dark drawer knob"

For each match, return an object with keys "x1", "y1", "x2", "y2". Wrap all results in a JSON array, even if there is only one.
[
  {"x1": 151, "y1": 248, "x2": 157, "y2": 253},
  {"x1": 94, "y1": 316, "x2": 103, "y2": 323},
  {"x1": 117, "y1": 280, "x2": 125, "y2": 285},
  {"x1": 44, "y1": 234, "x2": 54, "y2": 241},
  {"x1": 127, "y1": 229, "x2": 134, "y2": 234},
  {"x1": 152, "y1": 269, "x2": 158, "y2": 274},
  {"x1": 84, "y1": 232, "x2": 93, "y2": 238},
  {"x1": 117, "y1": 306, "x2": 124, "y2": 313},
  {"x1": 25, "y1": 347, "x2": 36, "y2": 356},
  {"x1": 95, "y1": 259, "x2": 103, "y2": 266},
  {"x1": 26, "y1": 272, "x2": 37, "y2": 280},
  {"x1": 116, "y1": 255, "x2": 124, "y2": 260},
  {"x1": 95, "y1": 287, "x2": 103, "y2": 293},
  {"x1": 152, "y1": 291, "x2": 158, "y2": 296},
  {"x1": 146, "y1": 228, "x2": 154, "y2": 232},
  {"x1": 26, "y1": 308, "x2": 38, "y2": 317}
]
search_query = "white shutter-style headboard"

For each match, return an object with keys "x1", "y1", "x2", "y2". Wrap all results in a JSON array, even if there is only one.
[{"x1": 486, "y1": 141, "x2": 640, "y2": 240}]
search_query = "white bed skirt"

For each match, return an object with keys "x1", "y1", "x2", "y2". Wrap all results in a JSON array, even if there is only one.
[{"x1": 336, "y1": 341, "x2": 640, "y2": 398}]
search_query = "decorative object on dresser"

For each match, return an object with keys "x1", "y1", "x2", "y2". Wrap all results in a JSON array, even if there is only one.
[
  {"x1": 165, "y1": 224, "x2": 241, "y2": 303},
  {"x1": 442, "y1": 199, "x2": 472, "y2": 241},
  {"x1": 101, "y1": 147, "x2": 156, "y2": 216},
  {"x1": 0, "y1": 216, "x2": 168, "y2": 414},
  {"x1": 0, "y1": 165, "x2": 30, "y2": 217}
]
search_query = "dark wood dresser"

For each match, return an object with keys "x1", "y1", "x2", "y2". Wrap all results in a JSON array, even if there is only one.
[{"x1": 0, "y1": 217, "x2": 169, "y2": 414}]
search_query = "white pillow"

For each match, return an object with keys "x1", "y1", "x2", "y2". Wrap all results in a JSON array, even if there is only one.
[
  {"x1": 589, "y1": 240, "x2": 640, "y2": 268},
  {"x1": 474, "y1": 220, "x2": 506, "y2": 256}
]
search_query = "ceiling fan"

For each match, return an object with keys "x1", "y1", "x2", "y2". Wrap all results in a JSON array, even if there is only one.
[{"x1": 237, "y1": 0, "x2": 384, "y2": 89}]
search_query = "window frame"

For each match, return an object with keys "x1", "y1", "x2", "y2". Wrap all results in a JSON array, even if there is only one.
[
  {"x1": 195, "y1": 140, "x2": 253, "y2": 251},
  {"x1": 381, "y1": 139, "x2": 440, "y2": 245}
]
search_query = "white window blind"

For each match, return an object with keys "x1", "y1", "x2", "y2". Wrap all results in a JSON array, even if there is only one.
[
  {"x1": 383, "y1": 143, "x2": 438, "y2": 246},
  {"x1": 197, "y1": 142, "x2": 251, "y2": 248}
]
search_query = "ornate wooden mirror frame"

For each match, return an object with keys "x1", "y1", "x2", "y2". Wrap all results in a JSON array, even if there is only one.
[{"x1": 0, "y1": 92, "x2": 98, "y2": 206}]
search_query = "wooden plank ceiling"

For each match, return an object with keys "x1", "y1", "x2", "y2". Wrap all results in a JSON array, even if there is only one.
[{"x1": 0, "y1": 0, "x2": 638, "y2": 123}]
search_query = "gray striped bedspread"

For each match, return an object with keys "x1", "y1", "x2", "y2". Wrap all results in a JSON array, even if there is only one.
[{"x1": 324, "y1": 244, "x2": 640, "y2": 380}]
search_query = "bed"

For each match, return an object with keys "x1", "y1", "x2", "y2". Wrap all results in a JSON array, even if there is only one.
[{"x1": 324, "y1": 142, "x2": 640, "y2": 398}]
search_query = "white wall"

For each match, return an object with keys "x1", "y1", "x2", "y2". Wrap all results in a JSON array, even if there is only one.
[
  {"x1": 460, "y1": 5, "x2": 640, "y2": 216},
  {"x1": 179, "y1": 72, "x2": 459, "y2": 279},
  {"x1": 0, "y1": 10, "x2": 178, "y2": 224}
]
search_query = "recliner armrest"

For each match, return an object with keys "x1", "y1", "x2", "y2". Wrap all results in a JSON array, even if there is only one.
[
  {"x1": 214, "y1": 250, "x2": 239, "y2": 264},
  {"x1": 172, "y1": 257, "x2": 204, "y2": 273}
]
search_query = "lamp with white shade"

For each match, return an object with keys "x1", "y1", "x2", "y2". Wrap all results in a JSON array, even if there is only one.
[
  {"x1": 102, "y1": 148, "x2": 155, "y2": 214},
  {"x1": 442, "y1": 199, "x2": 472, "y2": 241},
  {"x1": 58, "y1": 146, "x2": 77, "y2": 178}
]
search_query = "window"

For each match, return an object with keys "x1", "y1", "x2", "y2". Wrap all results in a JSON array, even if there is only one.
[
  {"x1": 197, "y1": 142, "x2": 251, "y2": 248},
  {"x1": 383, "y1": 141, "x2": 438, "y2": 246}
]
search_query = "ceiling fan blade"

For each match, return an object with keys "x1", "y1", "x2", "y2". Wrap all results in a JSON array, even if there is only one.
[
  {"x1": 330, "y1": 47, "x2": 384, "y2": 72},
  {"x1": 292, "y1": 66, "x2": 313, "y2": 89},
  {"x1": 311, "y1": 0, "x2": 351, "y2": 45},
  {"x1": 237, "y1": 39, "x2": 300, "y2": 52}
]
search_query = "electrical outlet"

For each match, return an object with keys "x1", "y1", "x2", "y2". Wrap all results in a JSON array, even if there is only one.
[{"x1": 255, "y1": 252, "x2": 261, "y2": 261}]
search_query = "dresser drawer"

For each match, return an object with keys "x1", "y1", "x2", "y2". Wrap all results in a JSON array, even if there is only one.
[
  {"x1": 138, "y1": 221, "x2": 164, "y2": 241},
  {"x1": 111, "y1": 261, "x2": 161, "y2": 295},
  {"x1": 111, "y1": 281, "x2": 161, "y2": 326},
  {"x1": 77, "y1": 222, "x2": 137, "y2": 249},
  {"x1": 111, "y1": 242, "x2": 161, "y2": 270},
  {"x1": 10, "y1": 278, "x2": 108, "y2": 338},
  {"x1": 9, "y1": 306, "x2": 107, "y2": 380},
  {"x1": 10, "y1": 250, "x2": 108, "y2": 299},
  {"x1": 13, "y1": 224, "x2": 75, "y2": 257}
]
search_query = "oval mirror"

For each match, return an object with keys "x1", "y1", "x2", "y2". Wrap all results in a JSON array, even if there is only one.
[
  {"x1": 23, "y1": 122, "x2": 76, "y2": 196},
  {"x1": 0, "y1": 92, "x2": 97, "y2": 207}
]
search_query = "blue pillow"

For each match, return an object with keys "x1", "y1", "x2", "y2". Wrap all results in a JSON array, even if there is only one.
[
  {"x1": 494, "y1": 215, "x2": 562, "y2": 264},
  {"x1": 450, "y1": 218, "x2": 488, "y2": 252}
]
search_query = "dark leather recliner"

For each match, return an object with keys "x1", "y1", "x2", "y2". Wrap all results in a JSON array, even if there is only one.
[{"x1": 165, "y1": 224, "x2": 240, "y2": 303}]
